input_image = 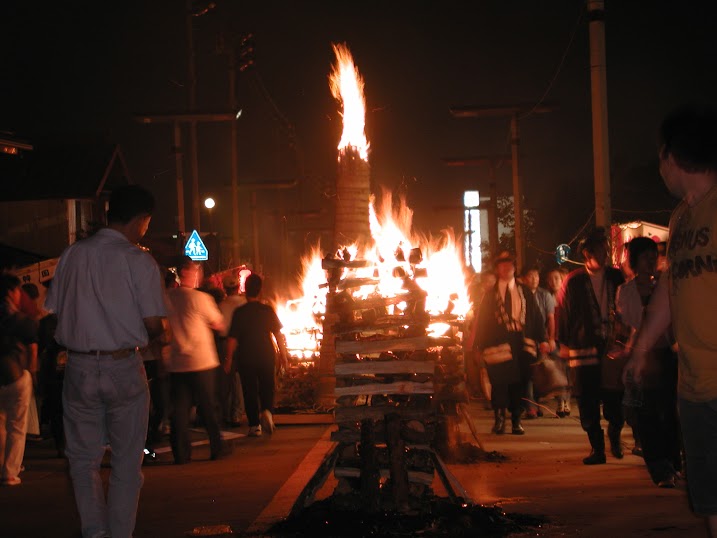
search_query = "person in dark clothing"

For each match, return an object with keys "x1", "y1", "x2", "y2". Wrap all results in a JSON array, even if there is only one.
[
  {"x1": 474, "y1": 252, "x2": 549, "y2": 435},
  {"x1": 556, "y1": 227, "x2": 626, "y2": 464},
  {"x1": 225, "y1": 274, "x2": 288, "y2": 437},
  {"x1": 617, "y1": 237, "x2": 681, "y2": 488},
  {"x1": 37, "y1": 310, "x2": 66, "y2": 457}
]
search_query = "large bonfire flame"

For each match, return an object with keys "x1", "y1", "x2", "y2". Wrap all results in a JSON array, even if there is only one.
[
  {"x1": 329, "y1": 43, "x2": 369, "y2": 161},
  {"x1": 274, "y1": 44, "x2": 471, "y2": 362}
]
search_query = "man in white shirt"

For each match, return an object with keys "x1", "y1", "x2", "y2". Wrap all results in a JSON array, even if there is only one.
[
  {"x1": 46, "y1": 185, "x2": 168, "y2": 538},
  {"x1": 165, "y1": 257, "x2": 227, "y2": 464}
]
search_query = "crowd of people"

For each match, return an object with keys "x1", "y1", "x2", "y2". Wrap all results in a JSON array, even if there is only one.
[
  {"x1": 466, "y1": 103, "x2": 717, "y2": 535},
  {"x1": 1, "y1": 103, "x2": 716, "y2": 537},
  {"x1": 0, "y1": 185, "x2": 288, "y2": 538},
  {"x1": 467, "y1": 205, "x2": 681, "y2": 480}
]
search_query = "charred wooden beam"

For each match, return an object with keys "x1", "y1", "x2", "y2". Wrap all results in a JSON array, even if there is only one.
[
  {"x1": 335, "y1": 360, "x2": 435, "y2": 376},
  {"x1": 387, "y1": 413, "x2": 409, "y2": 510},
  {"x1": 335, "y1": 405, "x2": 436, "y2": 423},
  {"x1": 359, "y1": 419, "x2": 381, "y2": 513},
  {"x1": 321, "y1": 258, "x2": 372, "y2": 270},
  {"x1": 336, "y1": 336, "x2": 455, "y2": 355},
  {"x1": 335, "y1": 467, "x2": 434, "y2": 486},
  {"x1": 335, "y1": 381, "x2": 433, "y2": 397}
]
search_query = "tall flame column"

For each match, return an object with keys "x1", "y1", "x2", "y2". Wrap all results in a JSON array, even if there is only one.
[{"x1": 317, "y1": 44, "x2": 372, "y2": 407}]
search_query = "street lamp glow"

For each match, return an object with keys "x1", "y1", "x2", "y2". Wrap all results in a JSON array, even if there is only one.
[{"x1": 204, "y1": 197, "x2": 215, "y2": 209}]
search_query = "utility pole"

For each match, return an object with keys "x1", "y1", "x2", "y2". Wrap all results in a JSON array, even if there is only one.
[
  {"x1": 588, "y1": 0, "x2": 612, "y2": 229},
  {"x1": 510, "y1": 115, "x2": 523, "y2": 270},
  {"x1": 443, "y1": 155, "x2": 509, "y2": 260},
  {"x1": 172, "y1": 122, "x2": 186, "y2": 233},
  {"x1": 186, "y1": 0, "x2": 201, "y2": 231},
  {"x1": 135, "y1": 112, "x2": 236, "y2": 238},
  {"x1": 449, "y1": 104, "x2": 555, "y2": 272}
]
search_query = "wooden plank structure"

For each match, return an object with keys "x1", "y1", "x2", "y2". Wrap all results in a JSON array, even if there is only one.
[{"x1": 319, "y1": 254, "x2": 472, "y2": 512}]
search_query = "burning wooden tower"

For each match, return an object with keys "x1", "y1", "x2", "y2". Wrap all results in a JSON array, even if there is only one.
[
  {"x1": 316, "y1": 44, "x2": 372, "y2": 407},
  {"x1": 300, "y1": 44, "x2": 473, "y2": 513}
]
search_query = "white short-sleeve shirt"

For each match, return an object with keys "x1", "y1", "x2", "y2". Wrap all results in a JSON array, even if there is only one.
[
  {"x1": 45, "y1": 228, "x2": 166, "y2": 350},
  {"x1": 165, "y1": 287, "x2": 224, "y2": 372}
]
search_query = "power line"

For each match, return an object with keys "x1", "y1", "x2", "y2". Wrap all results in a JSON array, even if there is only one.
[
  {"x1": 612, "y1": 208, "x2": 673, "y2": 214},
  {"x1": 520, "y1": 6, "x2": 585, "y2": 121},
  {"x1": 566, "y1": 209, "x2": 596, "y2": 246}
]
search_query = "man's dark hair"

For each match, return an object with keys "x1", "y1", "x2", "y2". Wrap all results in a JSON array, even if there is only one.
[
  {"x1": 627, "y1": 237, "x2": 658, "y2": 272},
  {"x1": 245, "y1": 273, "x2": 262, "y2": 298},
  {"x1": 176, "y1": 255, "x2": 199, "y2": 273},
  {"x1": 0, "y1": 273, "x2": 21, "y2": 301},
  {"x1": 659, "y1": 104, "x2": 717, "y2": 173},
  {"x1": 164, "y1": 268, "x2": 179, "y2": 288},
  {"x1": 107, "y1": 185, "x2": 155, "y2": 224},
  {"x1": 579, "y1": 227, "x2": 608, "y2": 257}
]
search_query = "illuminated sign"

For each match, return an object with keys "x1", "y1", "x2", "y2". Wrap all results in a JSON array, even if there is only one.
[
  {"x1": 555, "y1": 244, "x2": 571, "y2": 265},
  {"x1": 463, "y1": 190, "x2": 481, "y2": 272},
  {"x1": 184, "y1": 230, "x2": 208, "y2": 261}
]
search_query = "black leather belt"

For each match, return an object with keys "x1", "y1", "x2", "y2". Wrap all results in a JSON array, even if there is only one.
[{"x1": 67, "y1": 348, "x2": 139, "y2": 359}]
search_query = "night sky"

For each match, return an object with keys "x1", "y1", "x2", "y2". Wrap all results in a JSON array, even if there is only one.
[{"x1": 3, "y1": 1, "x2": 716, "y2": 273}]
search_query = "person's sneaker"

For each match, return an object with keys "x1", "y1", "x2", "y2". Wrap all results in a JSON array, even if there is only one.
[
  {"x1": 1, "y1": 476, "x2": 21, "y2": 486},
  {"x1": 260, "y1": 409, "x2": 275, "y2": 435},
  {"x1": 248, "y1": 425, "x2": 262, "y2": 437}
]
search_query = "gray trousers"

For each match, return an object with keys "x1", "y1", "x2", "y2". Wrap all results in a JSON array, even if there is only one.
[{"x1": 63, "y1": 352, "x2": 149, "y2": 538}]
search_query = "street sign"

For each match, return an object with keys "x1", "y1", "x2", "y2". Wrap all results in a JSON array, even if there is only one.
[
  {"x1": 184, "y1": 229, "x2": 208, "y2": 261},
  {"x1": 555, "y1": 244, "x2": 571, "y2": 265}
]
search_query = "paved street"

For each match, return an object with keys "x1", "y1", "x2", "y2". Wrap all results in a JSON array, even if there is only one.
[
  {"x1": 1, "y1": 403, "x2": 706, "y2": 537},
  {"x1": 1, "y1": 422, "x2": 330, "y2": 538}
]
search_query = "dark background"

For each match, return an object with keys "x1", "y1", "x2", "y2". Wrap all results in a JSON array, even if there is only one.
[{"x1": 2, "y1": 0, "x2": 716, "y2": 279}]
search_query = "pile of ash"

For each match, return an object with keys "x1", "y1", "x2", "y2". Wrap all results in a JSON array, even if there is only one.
[{"x1": 261, "y1": 496, "x2": 547, "y2": 537}]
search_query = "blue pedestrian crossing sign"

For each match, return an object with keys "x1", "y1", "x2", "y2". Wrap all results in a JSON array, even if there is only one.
[
  {"x1": 555, "y1": 243, "x2": 571, "y2": 265},
  {"x1": 184, "y1": 230, "x2": 208, "y2": 261}
]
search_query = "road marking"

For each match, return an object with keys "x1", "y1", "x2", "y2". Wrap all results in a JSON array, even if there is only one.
[
  {"x1": 247, "y1": 426, "x2": 334, "y2": 533},
  {"x1": 152, "y1": 430, "x2": 245, "y2": 454}
]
